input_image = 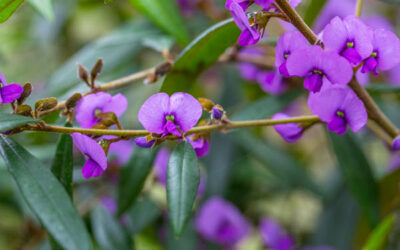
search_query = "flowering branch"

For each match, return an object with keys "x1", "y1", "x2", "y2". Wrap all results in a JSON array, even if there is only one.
[{"x1": 275, "y1": 0, "x2": 399, "y2": 138}]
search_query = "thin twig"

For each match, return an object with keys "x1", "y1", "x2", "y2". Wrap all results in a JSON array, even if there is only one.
[{"x1": 355, "y1": 0, "x2": 364, "y2": 17}]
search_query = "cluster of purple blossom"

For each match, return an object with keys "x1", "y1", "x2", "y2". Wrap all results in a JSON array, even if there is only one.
[{"x1": 228, "y1": 0, "x2": 400, "y2": 143}]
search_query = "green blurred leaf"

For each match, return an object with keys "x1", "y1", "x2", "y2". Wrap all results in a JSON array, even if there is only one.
[
  {"x1": 91, "y1": 205, "x2": 132, "y2": 250},
  {"x1": 167, "y1": 220, "x2": 198, "y2": 250},
  {"x1": 366, "y1": 84, "x2": 400, "y2": 94},
  {"x1": 50, "y1": 122, "x2": 73, "y2": 197},
  {"x1": 126, "y1": 197, "x2": 161, "y2": 234},
  {"x1": 303, "y1": 0, "x2": 327, "y2": 26},
  {"x1": 128, "y1": 0, "x2": 189, "y2": 45},
  {"x1": 117, "y1": 147, "x2": 157, "y2": 215},
  {"x1": 161, "y1": 19, "x2": 240, "y2": 94},
  {"x1": 47, "y1": 21, "x2": 162, "y2": 96},
  {"x1": 380, "y1": 0, "x2": 400, "y2": 3},
  {"x1": 167, "y1": 142, "x2": 199, "y2": 236},
  {"x1": 27, "y1": 0, "x2": 54, "y2": 21},
  {"x1": 329, "y1": 133, "x2": 380, "y2": 227},
  {"x1": 0, "y1": 135, "x2": 92, "y2": 250},
  {"x1": 363, "y1": 213, "x2": 395, "y2": 250},
  {"x1": 0, "y1": 113, "x2": 38, "y2": 132},
  {"x1": 0, "y1": 0, "x2": 23, "y2": 23}
]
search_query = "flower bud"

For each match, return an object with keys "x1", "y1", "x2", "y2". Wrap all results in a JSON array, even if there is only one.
[
  {"x1": 91, "y1": 58, "x2": 103, "y2": 84},
  {"x1": 15, "y1": 104, "x2": 32, "y2": 117},
  {"x1": 66, "y1": 93, "x2": 83, "y2": 110},
  {"x1": 134, "y1": 137, "x2": 155, "y2": 148},
  {"x1": 17, "y1": 83, "x2": 32, "y2": 105},
  {"x1": 35, "y1": 97, "x2": 58, "y2": 112},
  {"x1": 78, "y1": 64, "x2": 89, "y2": 86},
  {"x1": 392, "y1": 137, "x2": 400, "y2": 151},
  {"x1": 99, "y1": 139, "x2": 111, "y2": 155},
  {"x1": 198, "y1": 98, "x2": 214, "y2": 111},
  {"x1": 94, "y1": 112, "x2": 118, "y2": 128},
  {"x1": 212, "y1": 105, "x2": 224, "y2": 120}
]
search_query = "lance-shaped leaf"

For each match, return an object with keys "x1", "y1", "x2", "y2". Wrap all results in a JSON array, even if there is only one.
[
  {"x1": 303, "y1": 0, "x2": 327, "y2": 26},
  {"x1": 161, "y1": 19, "x2": 240, "y2": 94},
  {"x1": 117, "y1": 147, "x2": 157, "y2": 215},
  {"x1": 363, "y1": 213, "x2": 396, "y2": 250},
  {"x1": 128, "y1": 0, "x2": 188, "y2": 45},
  {"x1": 0, "y1": 113, "x2": 38, "y2": 132},
  {"x1": 51, "y1": 122, "x2": 73, "y2": 197},
  {"x1": 0, "y1": 0, "x2": 23, "y2": 23},
  {"x1": 167, "y1": 142, "x2": 200, "y2": 236},
  {"x1": 0, "y1": 135, "x2": 92, "y2": 250},
  {"x1": 329, "y1": 132, "x2": 380, "y2": 227}
]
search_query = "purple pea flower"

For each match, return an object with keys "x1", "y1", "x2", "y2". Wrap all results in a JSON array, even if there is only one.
[
  {"x1": 196, "y1": 197, "x2": 250, "y2": 247},
  {"x1": 134, "y1": 137, "x2": 156, "y2": 148},
  {"x1": 259, "y1": 217, "x2": 295, "y2": 250},
  {"x1": 0, "y1": 72, "x2": 23, "y2": 104},
  {"x1": 286, "y1": 45, "x2": 353, "y2": 93},
  {"x1": 275, "y1": 31, "x2": 309, "y2": 77},
  {"x1": 138, "y1": 92, "x2": 202, "y2": 137},
  {"x1": 108, "y1": 139, "x2": 134, "y2": 165},
  {"x1": 322, "y1": 16, "x2": 373, "y2": 65},
  {"x1": 360, "y1": 29, "x2": 400, "y2": 75},
  {"x1": 257, "y1": 70, "x2": 287, "y2": 95},
  {"x1": 188, "y1": 136, "x2": 210, "y2": 158},
  {"x1": 392, "y1": 137, "x2": 400, "y2": 151},
  {"x1": 75, "y1": 92, "x2": 128, "y2": 128},
  {"x1": 154, "y1": 148, "x2": 171, "y2": 186},
  {"x1": 314, "y1": 0, "x2": 355, "y2": 32},
  {"x1": 71, "y1": 133, "x2": 107, "y2": 178},
  {"x1": 308, "y1": 85, "x2": 367, "y2": 135},
  {"x1": 238, "y1": 46, "x2": 265, "y2": 82},
  {"x1": 272, "y1": 113, "x2": 304, "y2": 143}
]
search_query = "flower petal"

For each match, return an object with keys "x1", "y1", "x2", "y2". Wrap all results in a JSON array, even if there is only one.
[
  {"x1": 238, "y1": 29, "x2": 260, "y2": 47},
  {"x1": 102, "y1": 93, "x2": 128, "y2": 117},
  {"x1": 138, "y1": 93, "x2": 170, "y2": 134},
  {"x1": 75, "y1": 92, "x2": 112, "y2": 128},
  {"x1": 342, "y1": 89, "x2": 367, "y2": 132},
  {"x1": 374, "y1": 29, "x2": 400, "y2": 71},
  {"x1": 308, "y1": 86, "x2": 347, "y2": 123},
  {"x1": 0, "y1": 72, "x2": 7, "y2": 85},
  {"x1": 82, "y1": 158, "x2": 105, "y2": 179},
  {"x1": 1, "y1": 83, "x2": 23, "y2": 103},
  {"x1": 321, "y1": 51, "x2": 353, "y2": 85},
  {"x1": 286, "y1": 46, "x2": 322, "y2": 77},
  {"x1": 275, "y1": 31, "x2": 309, "y2": 69},
  {"x1": 322, "y1": 16, "x2": 349, "y2": 54},
  {"x1": 345, "y1": 15, "x2": 374, "y2": 60},
  {"x1": 272, "y1": 113, "x2": 303, "y2": 143},
  {"x1": 169, "y1": 92, "x2": 202, "y2": 132},
  {"x1": 71, "y1": 133, "x2": 107, "y2": 172}
]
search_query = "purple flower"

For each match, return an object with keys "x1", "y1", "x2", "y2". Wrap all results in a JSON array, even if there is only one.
[
  {"x1": 363, "y1": 15, "x2": 394, "y2": 31},
  {"x1": 101, "y1": 196, "x2": 117, "y2": 214},
  {"x1": 257, "y1": 71, "x2": 287, "y2": 95},
  {"x1": 75, "y1": 92, "x2": 128, "y2": 128},
  {"x1": 227, "y1": 0, "x2": 260, "y2": 46},
  {"x1": 108, "y1": 139, "x2": 134, "y2": 165},
  {"x1": 314, "y1": 0, "x2": 355, "y2": 32},
  {"x1": 286, "y1": 45, "x2": 353, "y2": 93},
  {"x1": 392, "y1": 137, "x2": 400, "y2": 151},
  {"x1": 134, "y1": 137, "x2": 156, "y2": 148},
  {"x1": 154, "y1": 148, "x2": 171, "y2": 186},
  {"x1": 389, "y1": 64, "x2": 400, "y2": 86},
  {"x1": 322, "y1": 16, "x2": 373, "y2": 65},
  {"x1": 238, "y1": 46, "x2": 265, "y2": 81},
  {"x1": 212, "y1": 106, "x2": 224, "y2": 120},
  {"x1": 272, "y1": 113, "x2": 304, "y2": 143},
  {"x1": 138, "y1": 92, "x2": 203, "y2": 137},
  {"x1": 360, "y1": 29, "x2": 400, "y2": 75},
  {"x1": 196, "y1": 197, "x2": 250, "y2": 246},
  {"x1": 308, "y1": 85, "x2": 367, "y2": 135},
  {"x1": 188, "y1": 136, "x2": 210, "y2": 158},
  {"x1": 259, "y1": 217, "x2": 295, "y2": 250},
  {"x1": 275, "y1": 31, "x2": 309, "y2": 77},
  {"x1": 0, "y1": 72, "x2": 23, "y2": 104},
  {"x1": 71, "y1": 133, "x2": 107, "y2": 178}
]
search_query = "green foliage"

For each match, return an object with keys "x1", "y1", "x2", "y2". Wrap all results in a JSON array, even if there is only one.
[
  {"x1": 0, "y1": 135, "x2": 92, "y2": 250},
  {"x1": 303, "y1": 0, "x2": 327, "y2": 26},
  {"x1": 118, "y1": 147, "x2": 157, "y2": 215},
  {"x1": 126, "y1": 197, "x2": 161, "y2": 235},
  {"x1": 0, "y1": 0, "x2": 23, "y2": 23},
  {"x1": 0, "y1": 113, "x2": 38, "y2": 132},
  {"x1": 27, "y1": 0, "x2": 54, "y2": 21},
  {"x1": 161, "y1": 19, "x2": 240, "y2": 94},
  {"x1": 167, "y1": 142, "x2": 200, "y2": 236},
  {"x1": 128, "y1": 0, "x2": 189, "y2": 45},
  {"x1": 363, "y1": 213, "x2": 396, "y2": 250}
]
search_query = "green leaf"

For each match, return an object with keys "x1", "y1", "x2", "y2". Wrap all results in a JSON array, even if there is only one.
[
  {"x1": 167, "y1": 142, "x2": 200, "y2": 236},
  {"x1": 161, "y1": 19, "x2": 240, "y2": 94},
  {"x1": 0, "y1": 0, "x2": 23, "y2": 23},
  {"x1": 0, "y1": 113, "x2": 38, "y2": 132},
  {"x1": 328, "y1": 133, "x2": 380, "y2": 227},
  {"x1": 51, "y1": 122, "x2": 73, "y2": 197},
  {"x1": 363, "y1": 213, "x2": 396, "y2": 250},
  {"x1": 47, "y1": 21, "x2": 162, "y2": 96},
  {"x1": 126, "y1": 197, "x2": 161, "y2": 234},
  {"x1": 0, "y1": 135, "x2": 92, "y2": 250},
  {"x1": 167, "y1": 220, "x2": 198, "y2": 250},
  {"x1": 91, "y1": 205, "x2": 132, "y2": 250},
  {"x1": 27, "y1": 0, "x2": 54, "y2": 21},
  {"x1": 366, "y1": 84, "x2": 400, "y2": 94},
  {"x1": 303, "y1": 0, "x2": 327, "y2": 27},
  {"x1": 117, "y1": 147, "x2": 157, "y2": 215},
  {"x1": 128, "y1": 0, "x2": 189, "y2": 45}
]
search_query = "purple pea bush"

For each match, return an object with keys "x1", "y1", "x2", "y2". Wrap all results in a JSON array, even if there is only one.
[{"x1": 0, "y1": 0, "x2": 400, "y2": 249}]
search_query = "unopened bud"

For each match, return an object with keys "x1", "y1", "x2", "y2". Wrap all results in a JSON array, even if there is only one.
[
  {"x1": 35, "y1": 97, "x2": 58, "y2": 112},
  {"x1": 78, "y1": 64, "x2": 89, "y2": 85},
  {"x1": 392, "y1": 136, "x2": 400, "y2": 151},
  {"x1": 99, "y1": 139, "x2": 111, "y2": 155},
  {"x1": 155, "y1": 61, "x2": 172, "y2": 76},
  {"x1": 95, "y1": 112, "x2": 117, "y2": 127},
  {"x1": 16, "y1": 105, "x2": 32, "y2": 117},
  {"x1": 66, "y1": 93, "x2": 82, "y2": 110},
  {"x1": 212, "y1": 105, "x2": 224, "y2": 120},
  {"x1": 134, "y1": 137, "x2": 155, "y2": 148},
  {"x1": 198, "y1": 98, "x2": 214, "y2": 111},
  {"x1": 90, "y1": 58, "x2": 103, "y2": 84},
  {"x1": 17, "y1": 83, "x2": 32, "y2": 105}
]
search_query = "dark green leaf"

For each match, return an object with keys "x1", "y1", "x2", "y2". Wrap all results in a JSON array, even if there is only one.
[
  {"x1": 128, "y1": 0, "x2": 188, "y2": 45},
  {"x1": 27, "y1": 0, "x2": 54, "y2": 21},
  {"x1": 366, "y1": 84, "x2": 400, "y2": 94},
  {"x1": 0, "y1": 135, "x2": 92, "y2": 250},
  {"x1": 161, "y1": 19, "x2": 240, "y2": 94},
  {"x1": 0, "y1": 113, "x2": 38, "y2": 132},
  {"x1": 91, "y1": 205, "x2": 132, "y2": 250},
  {"x1": 329, "y1": 132, "x2": 380, "y2": 227},
  {"x1": 117, "y1": 147, "x2": 157, "y2": 215},
  {"x1": 0, "y1": 0, "x2": 23, "y2": 23},
  {"x1": 363, "y1": 213, "x2": 395, "y2": 250},
  {"x1": 167, "y1": 142, "x2": 199, "y2": 236},
  {"x1": 380, "y1": 0, "x2": 400, "y2": 3},
  {"x1": 126, "y1": 197, "x2": 161, "y2": 234},
  {"x1": 51, "y1": 122, "x2": 73, "y2": 197},
  {"x1": 303, "y1": 0, "x2": 327, "y2": 27},
  {"x1": 167, "y1": 220, "x2": 198, "y2": 250}
]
